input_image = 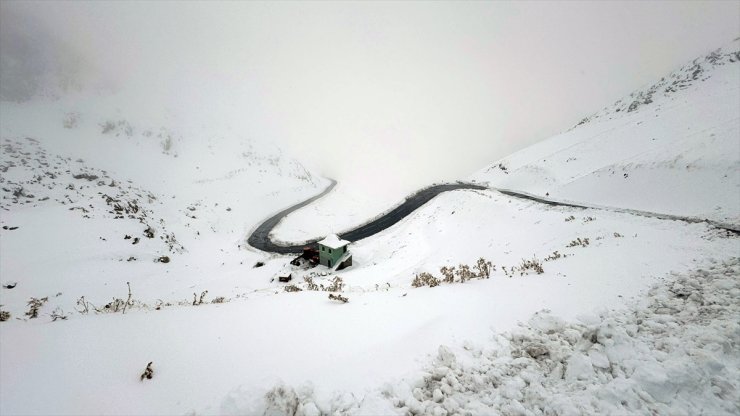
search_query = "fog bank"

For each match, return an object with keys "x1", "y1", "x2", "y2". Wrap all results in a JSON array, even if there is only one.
[{"x1": 2, "y1": 1, "x2": 738, "y2": 196}]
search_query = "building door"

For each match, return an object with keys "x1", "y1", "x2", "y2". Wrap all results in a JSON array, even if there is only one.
[{"x1": 328, "y1": 260, "x2": 332, "y2": 267}]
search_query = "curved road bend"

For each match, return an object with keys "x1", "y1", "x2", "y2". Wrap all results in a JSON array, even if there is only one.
[
  {"x1": 248, "y1": 181, "x2": 738, "y2": 255},
  {"x1": 248, "y1": 181, "x2": 487, "y2": 254}
]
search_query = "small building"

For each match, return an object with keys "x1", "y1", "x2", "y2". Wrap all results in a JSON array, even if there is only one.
[{"x1": 318, "y1": 234, "x2": 352, "y2": 270}]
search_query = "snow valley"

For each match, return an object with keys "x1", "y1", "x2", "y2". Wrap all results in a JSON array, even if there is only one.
[{"x1": 1, "y1": 16, "x2": 739, "y2": 416}]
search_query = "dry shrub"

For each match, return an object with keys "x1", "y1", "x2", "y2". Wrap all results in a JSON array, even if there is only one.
[
  {"x1": 193, "y1": 290, "x2": 208, "y2": 305},
  {"x1": 25, "y1": 297, "x2": 48, "y2": 319},
  {"x1": 325, "y1": 276, "x2": 344, "y2": 292},
  {"x1": 567, "y1": 237, "x2": 590, "y2": 248},
  {"x1": 519, "y1": 256, "x2": 544, "y2": 275},
  {"x1": 328, "y1": 293, "x2": 349, "y2": 303},
  {"x1": 440, "y1": 266, "x2": 456, "y2": 283},
  {"x1": 474, "y1": 257, "x2": 494, "y2": 278},
  {"x1": 303, "y1": 276, "x2": 319, "y2": 291},
  {"x1": 50, "y1": 307, "x2": 68, "y2": 321},
  {"x1": 503, "y1": 256, "x2": 545, "y2": 277},
  {"x1": 456, "y1": 264, "x2": 475, "y2": 283},
  {"x1": 412, "y1": 272, "x2": 440, "y2": 288},
  {"x1": 544, "y1": 251, "x2": 562, "y2": 261}
]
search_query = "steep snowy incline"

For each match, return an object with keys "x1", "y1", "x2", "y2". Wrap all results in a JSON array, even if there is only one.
[{"x1": 472, "y1": 40, "x2": 740, "y2": 226}]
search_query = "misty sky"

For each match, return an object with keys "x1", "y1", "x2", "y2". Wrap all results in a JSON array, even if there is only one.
[{"x1": 2, "y1": 1, "x2": 739, "y2": 195}]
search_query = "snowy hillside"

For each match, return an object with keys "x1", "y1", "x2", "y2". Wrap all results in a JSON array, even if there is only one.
[
  {"x1": 0, "y1": 92, "x2": 325, "y2": 321},
  {"x1": 472, "y1": 39, "x2": 740, "y2": 226},
  {"x1": 1, "y1": 40, "x2": 739, "y2": 415},
  {"x1": 3, "y1": 181, "x2": 737, "y2": 415}
]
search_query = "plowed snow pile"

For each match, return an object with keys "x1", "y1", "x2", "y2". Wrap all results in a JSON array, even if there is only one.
[{"x1": 213, "y1": 259, "x2": 739, "y2": 415}]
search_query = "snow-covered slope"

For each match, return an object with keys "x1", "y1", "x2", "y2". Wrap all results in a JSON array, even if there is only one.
[
  {"x1": 2, "y1": 41, "x2": 739, "y2": 416},
  {"x1": 270, "y1": 182, "x2": 391, "y2": 244},
  {"x1": 3, "y1": 185, "x2": 737, "y2": 415},
  {"x1": 0, "y1": 92, "x2": 326, "y2": 318},
  {"x1": 472, "y1": 39, "x2": 740, "y2": 226}
]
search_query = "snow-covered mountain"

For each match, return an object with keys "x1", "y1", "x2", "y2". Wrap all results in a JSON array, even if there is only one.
[
  {"x1": 472, "y1": 39, "x2": 740, "y2": 226},
  {"x1": 1, "y1": 40, "x2": 738, "y2": 416}
]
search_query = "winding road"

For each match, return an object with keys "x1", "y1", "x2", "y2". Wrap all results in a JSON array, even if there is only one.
[
  {"x1": 495, "y1": 188, "x2": 740, "y2": 233},
  {"x1": 248, "y1": 181, "x2": 738, "y2": 254},
  {"x1": 247, "y1": 181, "x2": 487, "y2": 254}
]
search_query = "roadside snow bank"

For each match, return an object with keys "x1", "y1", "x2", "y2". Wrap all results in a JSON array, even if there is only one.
[
  {"x1": 394, "y1": 258, "x2": 740, "y2": 415},
  {"x1": 205, "y1": 258, "x2": 740, "y2": 415}
]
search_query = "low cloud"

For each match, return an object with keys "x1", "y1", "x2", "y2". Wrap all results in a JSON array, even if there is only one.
[{"x1": 2, "y1": 1, "x2": 738, "y2": 196}]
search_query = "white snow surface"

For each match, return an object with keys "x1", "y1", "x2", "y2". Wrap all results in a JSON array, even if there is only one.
[
  {"x1": 1, "y1": 42, "x2": 739, "y2": 416},
  {"x1": 472, "y1": 39, "x2": 740, "y2": 226},
  {"x1": 317, "y1": 234, "x2": 350, "y2": 250},
  {"x1": 210, "y1": 258, "x2": 740, "y2": 416},
  {"x1": 0, "y1": 91, "x2": 326, "y2": 333},
  {"x1": 271, "y1": 181, "x2": 397, "y2": 244}
]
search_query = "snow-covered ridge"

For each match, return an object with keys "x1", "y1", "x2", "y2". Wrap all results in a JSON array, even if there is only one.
[
  {"x1": 0, "y1": 94, "x2": 321, "y2": 196},
  {"x1": 472, "y1": 39, "x2": 740, "y2": 225},
  {"x1": 573, "y1": 39, "x2": 740, "y2": 128}
]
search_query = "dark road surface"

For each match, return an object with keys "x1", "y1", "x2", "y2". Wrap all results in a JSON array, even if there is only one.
[
  {"x1": 248, "y1": 181, "x2": 738, "y2": 255},
  {"x1": 496, "y1": 188, "x2": 740, "y2": 233},
  {"x1": 247, "y1": 181, "x2": 487, "y2": 254}
]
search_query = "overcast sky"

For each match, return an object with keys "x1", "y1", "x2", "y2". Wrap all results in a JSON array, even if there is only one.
[{"x1": 3, "y1": 1, "x2": 739, "y2": 195}]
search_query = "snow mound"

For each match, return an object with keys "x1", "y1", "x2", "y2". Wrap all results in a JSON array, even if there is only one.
[
  {"x1": 395, "y1": 259, "x2": 740, "y2": 415},
  {"x1": 472, "y1": 39, "x2": 740, "y2": 225},
  {"x1": 207, "y1": 258, "x2": 740, "y2": 415}
]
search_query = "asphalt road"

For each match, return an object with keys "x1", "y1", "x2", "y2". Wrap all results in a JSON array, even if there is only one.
[
  {"x1": 247, "y1": 181, "x2": 487, "y2": 254},
  {"x1": 247, "y1": 181, "x2": 738, "y2": 255},
  {"x1": 495, "y1": 188, "x2": 740, "y2": 233}
]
